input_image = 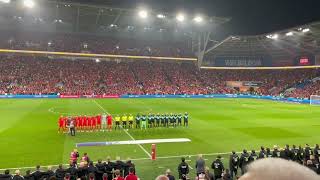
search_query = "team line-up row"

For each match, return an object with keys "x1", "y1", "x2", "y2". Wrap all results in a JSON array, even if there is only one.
[{"x1": 58, "y1": 113, "x2": 189, "y2": 132}]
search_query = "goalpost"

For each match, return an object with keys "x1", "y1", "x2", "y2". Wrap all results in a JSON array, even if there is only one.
[{"x1": 310, "y1": 95, "x2": 320, "y2": 105}]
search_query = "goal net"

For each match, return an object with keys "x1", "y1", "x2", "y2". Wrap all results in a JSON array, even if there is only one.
[{"x1": 310, "y1": 95, "x2": 320, "y2": 105}]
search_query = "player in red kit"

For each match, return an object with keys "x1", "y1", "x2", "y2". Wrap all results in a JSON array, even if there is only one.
[
  {"x1": 88, "y1": 116, "x2": 93, "y2": 131},
  {"x1": 97, "y1": 114, "x2": 102, "y2": 130},
  {"x1": 80, "y1": 115, "x2": 85, "y2": 132},
  {"x1": 63, "y1": 117, "x2": 68, "y2": 133},
  {"x1": 76, "y1": 116, "x2": 81, "y2": 130},
  {"x1": 107, "y1": 115, "x2": 113, "y2": 132},
  {"x1": 58, "y1": 115, "x2": 65, "y2": 133},
  {"x1": 84, "y1": 115, "x2": 89, "y2": 131},
  {"x1": 92, "y1": 116, "x2": 97, "y2": 131}
]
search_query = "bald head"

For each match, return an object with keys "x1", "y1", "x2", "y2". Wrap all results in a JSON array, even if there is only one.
[
  {"x1": 239, "y1": 158, "x2": 319, "y2": 180},
  {"x1": 155, "y1": 175, "x2": 169, "y2": 180}
]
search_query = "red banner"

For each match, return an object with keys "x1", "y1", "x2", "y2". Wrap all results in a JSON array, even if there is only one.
[
  {"x1": 59, "y1": 95, "x2": 119, "y2": 98},
  {"x1": 59, "y1": 95, "x2": 80, "y2": 98}
]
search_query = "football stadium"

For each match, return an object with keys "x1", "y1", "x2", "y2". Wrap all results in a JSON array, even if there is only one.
[{"x1": 0, "y1": 0, "x2": 320, "y2": 180}]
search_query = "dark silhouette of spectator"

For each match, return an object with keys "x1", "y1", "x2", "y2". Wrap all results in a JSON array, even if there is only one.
[
  {"x1": 12, "y1": 170, "x2": 24, "y2": 180},
  {"x1": 55, "y1": 164, "x2": 66, "y2": 180},
  {"x1": 32, "y1": 165, "x2": 44, "y2": 180},
  {"x1": 0, "y1": 170, "x2": 12, "y2": 180}
]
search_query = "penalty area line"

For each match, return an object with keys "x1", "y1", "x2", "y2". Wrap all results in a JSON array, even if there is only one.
[{"x1": 92, "y1": 100, "x2": 151, "y2": 158}]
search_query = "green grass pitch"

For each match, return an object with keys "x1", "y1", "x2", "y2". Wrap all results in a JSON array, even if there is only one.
[{"x1": 0, "y1": 98, "x2": 320, "y2": 179}]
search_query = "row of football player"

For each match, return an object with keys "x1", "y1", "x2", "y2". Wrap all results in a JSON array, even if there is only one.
[
  {"x1": 113, "y1": 113, "x2": 189, "y2": 129},
  {"x1": 57, "y1": 112, "x2": 189, "y2": 132}
]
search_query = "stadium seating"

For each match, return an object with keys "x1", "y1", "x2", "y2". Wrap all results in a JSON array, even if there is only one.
[
  {"x1": 0, "y1": 31, "x2": 192, "y2": 58},
  {"x1": 0, "y1": 56, "x2": 319, "y2": 98}
]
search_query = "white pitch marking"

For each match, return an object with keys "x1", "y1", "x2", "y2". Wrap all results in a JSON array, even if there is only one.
[
  {"x1": 92, "y1": 100, "x2": 151, "y2": 158},
  {"x1": 76, "y1": 138, "x2": 191, "y2": 147}
]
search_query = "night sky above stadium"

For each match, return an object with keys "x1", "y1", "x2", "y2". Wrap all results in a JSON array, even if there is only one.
[{"x1": 77, "y1": 0, "x2": 320, "y2": 36}]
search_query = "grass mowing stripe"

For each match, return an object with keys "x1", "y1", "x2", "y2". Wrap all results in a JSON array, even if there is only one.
[{"x1": 92, "y1": 99, "x2": 151, "y2": 158}]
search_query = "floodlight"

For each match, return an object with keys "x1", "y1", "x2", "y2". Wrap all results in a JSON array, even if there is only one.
[
  {"x1": 138, "y1": 10, "x2": 148, "y2": 19},
  {"x1": 272, "y1": 34, "x2": 278, "y2": 39},
  {"x1": 193, "y1": 16, "x2": 203, "y2": 23},
  {"x1": 110, "y1": 24, "x2": 118, "y2": 28},
  {"x1": 95, "y1": 58, "x2": 100, "y2": 63},
  {"x1": 176, "y1": 14, "x2": 185, "y2": 22},
  {"x1": 58, "y1": 19, "x2": 62, "y2": 23},
  {"x1": 0, "y1": 0, "x2": 10, "y2": 3},
  {"x1": 266, "y1": 34, "x2": 278, "y2": 39},
  {"x1": 157, "y1": 14, "x2": 165, "y2": 19},
  {"x1": 302, "y1": 28, "x2": 310, "y2": 33},
  {"x1": 23, "y1": 0, "x2": 34, "y2": 8},
  {"x1": 286, "y1": 32, "x2": 293, "y2": 36}
]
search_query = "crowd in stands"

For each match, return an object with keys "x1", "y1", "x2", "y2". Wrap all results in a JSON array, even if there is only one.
[
  {"x1": 287, "y1": 80, "x2": 320, "y2": 99},
  {"x1": 0, "y1": 56, "x2": 319, "y2": 98},
  {"x1": 1, "y1": 144, "x2": 320, "y2": 180},
  {"x1": 0, "y1": 31, "x2": 192, "y2": 58}
]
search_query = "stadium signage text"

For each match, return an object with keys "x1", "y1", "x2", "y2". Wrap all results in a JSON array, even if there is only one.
[{"x1": 224, "y1": 59, "x2": 262, "y2": 67}]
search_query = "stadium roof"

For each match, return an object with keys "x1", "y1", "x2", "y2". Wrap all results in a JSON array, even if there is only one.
[
  {"x1": 0, "y1": 0, "x2": 230, "y2": 40},
  {"x1": 204, "y1": 21, "x2": 320, "y2": 59}
]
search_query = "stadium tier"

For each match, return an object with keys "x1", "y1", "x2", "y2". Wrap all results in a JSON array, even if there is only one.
[
  {"x1": 0, "y1": 31, "x2": 193, "y2": 58},
  {"x1": 0, "y1": 56, "x2": 319, "y2": 98}
]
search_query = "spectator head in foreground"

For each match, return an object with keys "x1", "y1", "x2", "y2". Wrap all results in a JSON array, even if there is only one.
[
  {"x1": 238, "y1": 158, "x2": 319, "y2": 180},
  {"x1": 155, "y1": 175, "x2": 169, "y2": 180},
  {"x1": 114, "y1": 170, "x2": 122, "y2": 177},
  {"x1": 14, "y1": 170, "x2": 20, "y2": 175}
]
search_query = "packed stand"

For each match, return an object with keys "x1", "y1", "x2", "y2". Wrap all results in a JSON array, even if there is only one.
[
  {"x1": 287, "y1": 80, "x2": 320, "y2": 99},
  {"x1": 0, "y1": 31, "x2": 192, "y2": 58},
  {"x1": 0, "y1": 56, "x2": 319, "y2": 98}
]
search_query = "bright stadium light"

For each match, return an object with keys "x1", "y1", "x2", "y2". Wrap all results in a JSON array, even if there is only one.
[
  {"x1": 272, "y1": 34, "x2": 279, "y2": 39},
  {"x1": 23, "y1": 0, "x2": 35, "y2": 8},
  {"x1": 302, "y1": 28, "x2": 310, "y2": 33},
  {"x1": 138, "y1": 10, "x2": 148, "y2": 19},
  {"x1": 193, "y1": 16, "x2": 203, "y2": 23},
  {"x1": 176, "y1": 14, "x2": 185, "y2": 22},
  {"x1": 286, "y1": 32, "x2": 293, "y2": 36},
  {"x1": 0, "y1": 0, "x2": 10, "y2": 3},
  {"x1": 266, "y1": 34, "x2": 278, "y2": 39},
  {"x1": 157, "y1": 14, "x2": 165, "y2": 19}
]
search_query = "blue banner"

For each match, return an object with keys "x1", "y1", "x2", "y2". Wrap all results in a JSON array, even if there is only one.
[
  {"x1": 0, "y1": 95, "x2": 58, "y2": 98},
  {"x1": 0, "y1": 94, "x2": 311, "y2": 104},
  {"x1": 120, "y1": 94, "x2": 310, "y2": 104}
]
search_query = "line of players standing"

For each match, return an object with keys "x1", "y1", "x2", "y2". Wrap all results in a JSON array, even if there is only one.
[
  {"x1": 114, "y1": 112, "x2": 189, "y2": 129},
  {"x1": 58, "y1": 112, "x2": 189, "y2": 134}
]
